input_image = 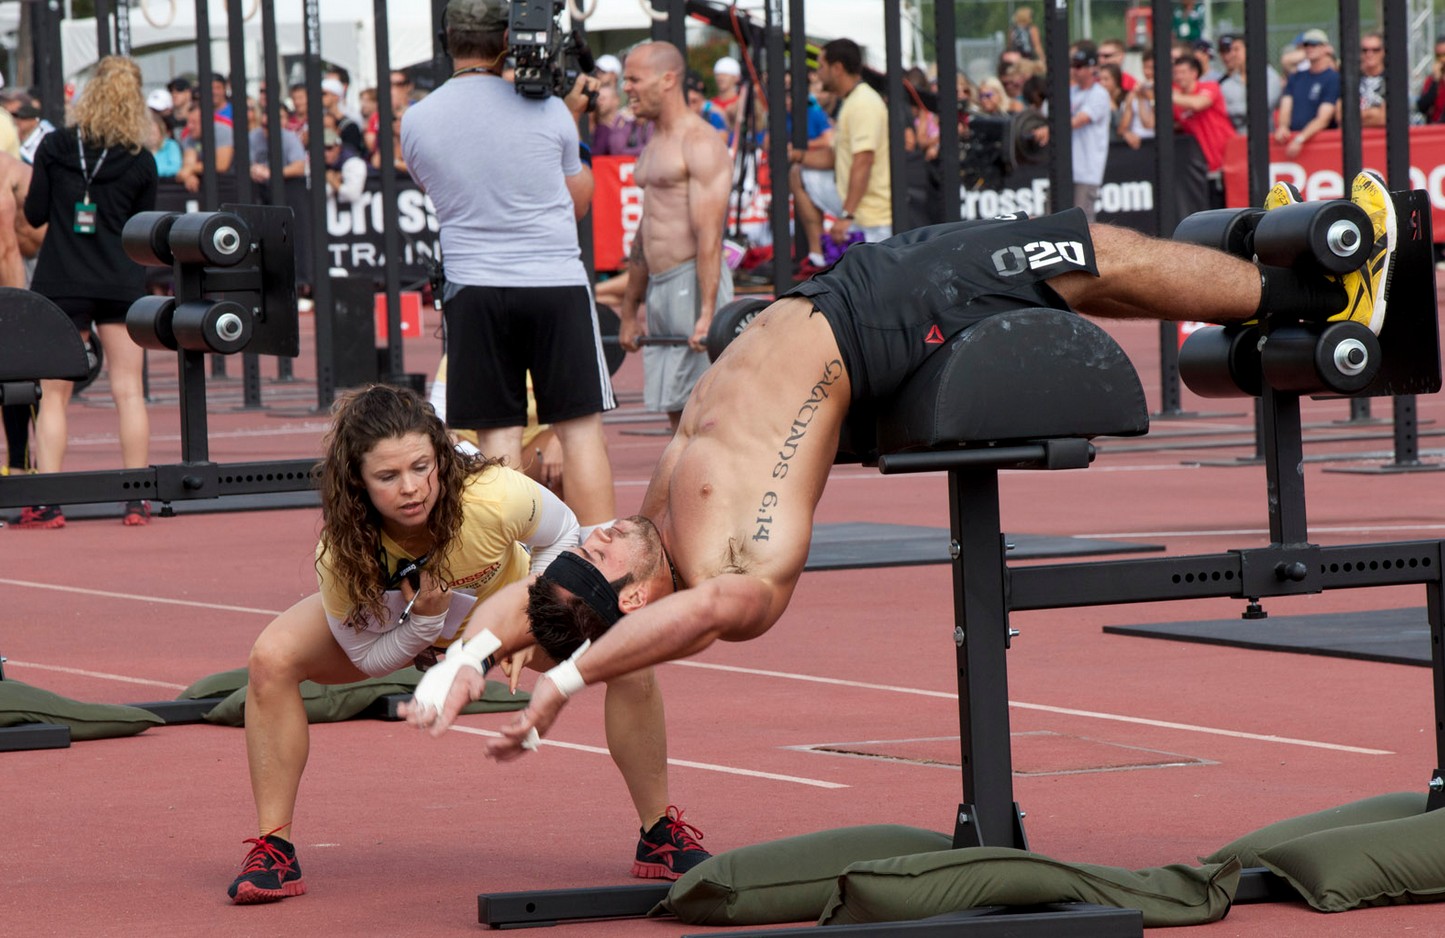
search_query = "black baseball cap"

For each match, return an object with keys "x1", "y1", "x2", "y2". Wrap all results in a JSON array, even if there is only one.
[
  {"x1": 685, "y1": 69, "x2": 706, "y2": 94},
  {"x1": 1070, "y1": 48, "x2": 1097, "y2": 67}
]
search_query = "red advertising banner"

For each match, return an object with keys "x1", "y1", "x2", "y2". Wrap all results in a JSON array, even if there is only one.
[
  {"x1": 1221, "y1": 126, "x2": 1445, "y2": 241},
  {"x1": 591, "y1": 155, "x2": 645, "y2": 272}
]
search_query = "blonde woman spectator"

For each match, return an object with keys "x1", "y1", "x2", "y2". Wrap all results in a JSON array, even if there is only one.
[
  {"x1": 20, "y1": 55, "x2": 158, "y2": 528},
  {"x1": 1010, "y1": 7, "x2": 1043, "y2": 61},
  {"x1": 975, "y1": 77, "x2": 1009, "y2": 117}
]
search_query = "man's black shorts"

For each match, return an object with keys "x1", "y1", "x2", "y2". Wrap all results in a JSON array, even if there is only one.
[
  {"x1": 443, "y1": 283, "x2": 616, "y2": 429},
  {"x1": 785, "y1": 209, "x2": 1098, "y2": 404}
]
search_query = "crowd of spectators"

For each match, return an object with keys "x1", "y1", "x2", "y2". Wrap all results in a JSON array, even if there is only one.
[{"x1": 9, "y1": 4, "x2": 1445, "y2": 497}]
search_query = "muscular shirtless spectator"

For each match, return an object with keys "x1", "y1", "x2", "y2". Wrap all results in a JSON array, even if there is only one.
[
  {"x1": 617, "y1": 42, "x2": 733, "y2": 431},
  {"x1": 400, "y1": 173, "x2": 1398, "y2": 759},
  {"x1": 0, "y1": 151, "x2": 43, "y2": 474}
]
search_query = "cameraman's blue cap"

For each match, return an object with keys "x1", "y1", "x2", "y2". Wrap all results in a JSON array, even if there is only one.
[{"x1": 446, "y1": 0, "x2": 508, "y2": 32}]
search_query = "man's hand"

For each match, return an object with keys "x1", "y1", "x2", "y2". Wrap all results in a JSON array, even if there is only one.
[
  {"x1": 828, "y1": 215, "x2": 852, "y2": 242},
  {"x1": 398, "y1": 651, "x2": 485, "y2": 736},
  {"x1": 689, "y1": 312, "x2": 712, "y2": 353},
  {"x1": 399, "y1": 626, "x2": 501, "y2": 735},
  {"x1": 1273, "y1": 125, "x2": 1291, "y2": 143},
  {"x1": 485, "y1": 672, "x2": 568, "y2": 761},
  {"x1": 532, "y1": 438, "x2": 563, "y2": 492},
  {"x1": 618, "y1": 314, "x2": 646, "y2": 353},
  {"x1": 1285, "y1": 134, "x2": 1304, "y2": 157},
  {"x1": 565, "y1": 74, "x2": 599, "y2": 120}
]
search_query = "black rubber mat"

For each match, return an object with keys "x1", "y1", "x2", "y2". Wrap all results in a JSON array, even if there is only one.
[
  {"x1": 804, "y1": 522, "x2": 1161, "y2": 571},
  {"x1": 1103, "y1": 607, "x2": 1429, "y2": 667}
]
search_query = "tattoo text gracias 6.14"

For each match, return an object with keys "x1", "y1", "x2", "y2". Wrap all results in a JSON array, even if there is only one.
[{"x1": 753, "y1": 359, "x2": 844, "y2": 542}]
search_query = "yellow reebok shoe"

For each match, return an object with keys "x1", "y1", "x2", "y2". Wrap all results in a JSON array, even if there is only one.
[
  {"x1": 1263, "y1": 180, "x2": 1303, "y2": 211},
  {"x1": 1329, "y1": 170, "x2": 1395, "y2": 335},
  {"x1": 1236, "y1": 182, "x2": 1305, "y2": 328}
]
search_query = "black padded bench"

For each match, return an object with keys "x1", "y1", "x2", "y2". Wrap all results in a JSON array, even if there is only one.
[
  {"x1": 0, "y1": 288, "x2": 91, "y2": 404},
  {"x1": 869, "y1": 308, "x2": 1149, "y2": 856}
]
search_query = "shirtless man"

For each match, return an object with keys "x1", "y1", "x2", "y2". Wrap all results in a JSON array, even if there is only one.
[
  {"x1": 617, "y1": 43, "x2": 733, "y2": 430},
  {"x1": 402, "y1": 172, "x2": 1396, "y2": 760},
  {"x1": 1, "y1": 151, "x2": 43, "y2": 474}
]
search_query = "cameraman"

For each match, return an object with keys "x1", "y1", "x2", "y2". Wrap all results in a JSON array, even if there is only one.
[
  {"x1": 400, "y1": 0, "x2": 714, "y2": 881},
  {"x1": 403, "y1": 0, "x2": 614, "y2": 530}
]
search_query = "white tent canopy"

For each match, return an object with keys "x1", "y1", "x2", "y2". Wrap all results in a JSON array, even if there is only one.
[
  {"x1": 60, "y1": 0, "x2": 436, "y2": 94},
  {"x1": 60, "y1": 0, "x2": 913, "y2": 94}
]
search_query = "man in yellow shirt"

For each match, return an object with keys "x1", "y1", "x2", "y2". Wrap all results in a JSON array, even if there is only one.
[{"x1": 818, "y1": 38, "x2": 892, "y2": 243}]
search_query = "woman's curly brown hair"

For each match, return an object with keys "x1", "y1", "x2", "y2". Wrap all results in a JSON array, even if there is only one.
[
  {"x1": 70, "y1": 56, "x2": 150, "y2": 153},
  {"x1": 315, "y1": 384, "x2": 494, "y2": 629}
]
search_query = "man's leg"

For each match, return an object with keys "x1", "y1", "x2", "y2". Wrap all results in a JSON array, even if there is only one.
[
  {"x1": 1073, "y1": 182, "x2": 1099, "y2": 223},
  {"x1": 550, "y1": 412, "x2": 616, "y2": 527},
  {"x1": 603, "y1": 668, "x2": 668, "y2": 828},
  {"x1": 790, "y1": 163, "x2": 825, "y2": 262},
  {"x1": 3, "y1": 403, "x2": 31, "y2": 472},
  {"x1": 475, "y1": 425, "x2": 526, "y2": 475},
  {"x1": 1050, "y1": 223, "x2": 1262, "y2": 322}
]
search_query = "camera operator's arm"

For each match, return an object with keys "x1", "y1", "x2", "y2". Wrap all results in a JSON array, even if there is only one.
[
  {"x1": 564, "y1": 74, "x2": 597, "y2": 220},
  {"x1": 565, "y1": 166, "x2": 593, "y2": 221}
]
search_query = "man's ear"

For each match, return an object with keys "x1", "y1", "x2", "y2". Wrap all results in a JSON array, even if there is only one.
[{"x1": 617, "y1": 580, "x2": 650, "y2": 614}]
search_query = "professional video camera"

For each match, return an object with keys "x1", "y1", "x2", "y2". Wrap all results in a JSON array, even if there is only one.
[{"x1": 508, "y1": 0, "x2": 596, "y2": 107}]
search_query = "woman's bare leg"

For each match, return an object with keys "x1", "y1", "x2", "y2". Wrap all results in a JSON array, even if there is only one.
[{"x1": 245, "y1": 593, "x2": 368, "y2": 839}]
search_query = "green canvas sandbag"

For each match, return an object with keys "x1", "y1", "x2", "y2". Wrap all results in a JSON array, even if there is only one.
[
  {"x1": 200, "y1": 667, "x2": 528, "y2": 726},
  {"x1": 178, "y1": 667, "x2": 249, "y2": 700},
  {"x1": 650, "y1": 825, "x2": 954, "y2": 925},
  {"x1": 819, "y1": 846, "x2": 1241, "y2": 928},
  {"x1": 0, "y1": 679, "x2": 163, "y2": 740},
  {"x1": 1257, "y1": 807, "x2": 1445, "y2": 912},
  {"x1": 1202, "y1": 791, "x2": 1427, "y2": 868}
]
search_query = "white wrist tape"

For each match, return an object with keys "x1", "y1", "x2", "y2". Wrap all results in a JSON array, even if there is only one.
[
  {"x1": 409, "y1": 629, "x2": 501, "y2": 715},
  {"x1": 452, "y1": 628, "x2": 502, "y2": 675},
  {"x1": 544, "y1": 639, "x2": 591, "y2": 698}
]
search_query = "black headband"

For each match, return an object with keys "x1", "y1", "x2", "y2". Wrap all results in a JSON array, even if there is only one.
[{"x1": 543, "y1": 551, "x2": 623, "y2": 626}]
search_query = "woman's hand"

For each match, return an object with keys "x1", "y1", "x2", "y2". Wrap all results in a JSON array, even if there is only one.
[{"x1": 399, "y1": 569, "x2": 450, "y2": 620}]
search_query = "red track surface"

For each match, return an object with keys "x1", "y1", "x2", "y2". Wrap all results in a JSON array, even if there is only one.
[{"x1": 4, "y1": 297, "x2": 1445, "y2": 937}]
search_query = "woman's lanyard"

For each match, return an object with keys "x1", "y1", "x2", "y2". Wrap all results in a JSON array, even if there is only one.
[{"x1": 74, "y1": 130, "x2": 108, "y2": 235}]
